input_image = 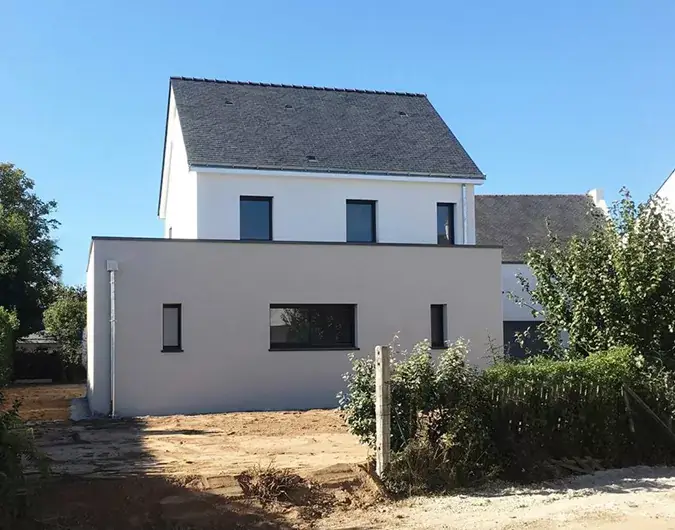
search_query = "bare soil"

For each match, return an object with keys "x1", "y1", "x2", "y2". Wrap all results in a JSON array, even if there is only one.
[
  {"x1": 3, "y1": 383, "x2": 84, "y2": 421},
  {"x1": 11, "y1": 384, "x2": 675, "y2": 529}
]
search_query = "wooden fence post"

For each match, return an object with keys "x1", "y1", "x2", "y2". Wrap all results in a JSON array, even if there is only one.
[{"x1": 375, "y1": 345, "x2": 391, "y2": 478}]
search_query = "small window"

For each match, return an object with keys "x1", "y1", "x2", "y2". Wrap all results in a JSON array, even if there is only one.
[
  {"x1": 270, "y1": 304, "x2": 356, "y2": 350},
  {"x1": 437, "y1": 203, "x2": 455, "y2": 245},
  {"x1": 162, "y1": 304, "x2": 182, "y2": 352},
  {"x1": 346, "y1": 200, "x2": 376, "y2": 243},
  {"x1": 240, "y1": 196, "x2": 272, "y2": 240},
  {"x1": 431, "y1": 304, "x2": 446, "y2": 349}
]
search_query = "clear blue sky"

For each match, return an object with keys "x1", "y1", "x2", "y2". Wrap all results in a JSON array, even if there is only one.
[{"x1": 2, "y1": 0, "x2": 674, "y2": 285}]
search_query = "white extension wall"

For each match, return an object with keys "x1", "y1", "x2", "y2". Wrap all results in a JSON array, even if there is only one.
[
  {"x1": 193, "y1": 170, "x2": 477, "y2": 245},
  {"x1": 656, "y1": 169, "x2": 675, "y2": 211}
]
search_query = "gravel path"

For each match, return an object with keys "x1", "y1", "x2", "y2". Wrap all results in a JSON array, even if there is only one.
[{"x1": 317, "y1": 466, "x2": 675, "y2": 529}]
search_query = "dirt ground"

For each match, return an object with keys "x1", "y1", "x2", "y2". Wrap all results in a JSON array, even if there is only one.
[
  {"x1": 3, "y1": 383, "x2": 84, "y2": 421},
  {"x1": 10, "y1": 384, "x2": 675, "y2": 529}
]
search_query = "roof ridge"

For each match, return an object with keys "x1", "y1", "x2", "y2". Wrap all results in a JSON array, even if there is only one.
[{"x1": 170, "y1": 76, "x2": 427, "y2": 98}]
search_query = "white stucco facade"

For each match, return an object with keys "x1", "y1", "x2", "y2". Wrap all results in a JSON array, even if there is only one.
[{"x1": 86, "y1": 238, "x2": 502, "y2": 416}]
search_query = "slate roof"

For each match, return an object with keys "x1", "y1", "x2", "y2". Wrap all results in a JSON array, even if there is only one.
[
  {"x1": 168, "y1": 77, "x2": 483, "y2": 178},
  {"x1": 475, "y1": 194, "x2": 603, "y2": 262},
  {"x1": 17, "y1": 330, "x2": 58, "y2": 345}
]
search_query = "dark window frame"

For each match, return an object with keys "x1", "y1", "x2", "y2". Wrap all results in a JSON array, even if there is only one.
[
  {"x1": 346, "y1": 199, "x2": 377, "y2": 243},
  {"x1": 270, "y1": 303, "x2": 357, "y2": 351},
  {"x1": 240, "y1": 196, "x2": 273, "y2": 241},
  {"x1": 437, "y1": 202, "x2": 456, "y2": 246},
  {"x1": 162, "y1": 303, "x2": 183, "y2": 352},
  {"x1": 430, "y1": 304, "x2": 446, "y2": 349}
]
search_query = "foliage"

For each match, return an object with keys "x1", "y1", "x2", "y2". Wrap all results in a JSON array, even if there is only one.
[
  {"x1": 0, "y1": 307, "x2": 19, "y2": 383},
  {"x1": 43, "y1": 285, "x2": 86, "y2": 368},
  {"x1": 518, "y1": 189, "x2": 675, "y2": 363},
  {"x1": 340, "y1": 342, "x2": 675, "y2": 494},
  {"x1": 0, "y1": 163, "x2": 61, "y2": 337}
]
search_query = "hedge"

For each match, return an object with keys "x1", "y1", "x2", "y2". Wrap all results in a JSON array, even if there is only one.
[
  {"x1": 0, "y1": 307, "x2": 18, "y2": 384},
  {"x1": 339, "y1": 342, "x2": 675, "y2": 493}
]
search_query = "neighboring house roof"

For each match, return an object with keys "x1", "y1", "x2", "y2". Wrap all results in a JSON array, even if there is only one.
[
  {"x1": 17, "y1": 330, "x2": 58, "y2": 345},
  {"x1": 168, "y1": 77, "x2": 483, "y2": 178},
  {"x1": 475, "y1": 194, "x2": 602, "y2": 262}
]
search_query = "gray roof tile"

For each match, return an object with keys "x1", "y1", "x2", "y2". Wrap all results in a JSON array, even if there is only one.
[
  {"x1": 475, "y1": 194, "x2": 603, "y2": 262},
  {"x1": 169, "y1": 77, "x2": 483, "y2": 178}
]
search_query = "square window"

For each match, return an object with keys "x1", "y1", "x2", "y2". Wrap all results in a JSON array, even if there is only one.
[
  {"x1": 346, "y1": 200, "x2": 376, "y2": 242},
  {"x1": 437, "y1": 203, "x2": 455, "y2": 245},
  {"x1": 240, "y1": 196, "x2": 272, "y2": 240}
]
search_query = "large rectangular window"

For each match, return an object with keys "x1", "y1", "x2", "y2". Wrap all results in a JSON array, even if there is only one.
[
  {"x1": 270, "y1": 304, "x2": 356, "y2": 350},
  {"x1": 240, "y1": 196, "x2": 272, "y2": 240},
  {"x1": 437, "y1": 203, "x2": 455, "y2": 245},
  {"x1": 503, "y1": 321, "x2": 544, "y2": 359},
  {"x1": 431, "y1": 304, "x2": 446, "y2": 349},
  {"x1": 346, "y1": 200, "x2": 376, "y2": 242},
  {"x1": 162, "y1": 304, "x2": 182, "y2": 352}
]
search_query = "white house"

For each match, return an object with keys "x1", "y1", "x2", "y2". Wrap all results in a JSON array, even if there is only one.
[
  {"x1": 656, "y1": 168, "x2": 675, "y2": 209},
  {"x1": 475, "y1": 192, "x2": 606, "y2": 356},
  {"x1": 86, "y1": 77, "x2": 503, "y2": 417}
]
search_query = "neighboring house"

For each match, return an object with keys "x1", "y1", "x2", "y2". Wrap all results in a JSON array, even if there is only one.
[
  {"x1": 655, "y1": 168, "x2": 675, "y2": 209},
  {"x1": 14, "y1": 330, "x2": 61, "y2": 381},
  {"x1": 86, "y1": 77, "x2": 503, "y2": 417},
  {"x1": 475, "y1": 192, "x2": 605, "y2": 357},
  {"x1": 16, "y1": 330, "x2": 59, "y2": 354}
]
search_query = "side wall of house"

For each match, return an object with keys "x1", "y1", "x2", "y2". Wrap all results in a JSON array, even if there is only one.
[
  {"x1": 88, "y1": 238, "x2": 502, "y2": 416},
  {"x1": 502, "y1": 263, "x2": 541, "y2": 322},
  {"x1": 160, "y1": 90, "x2": 198, "y2": 238},
  {"x1": 656, "y1": 170, "x2": 675, "y2": 211},
  {"x1": 195, "y1": 171, "x2": 477, "y2": 245}
]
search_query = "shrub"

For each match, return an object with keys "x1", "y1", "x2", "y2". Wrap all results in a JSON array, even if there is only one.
[
  {"x1": 0, "y1": 307, "x2": 19, "y2": 382},
  {"x1": 340, "y1": 342, "x2": 675, "y2": 493}
]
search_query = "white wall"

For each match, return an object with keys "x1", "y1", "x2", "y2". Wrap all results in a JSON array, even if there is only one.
[
  {"x1": 502, "y1": 263, "x2": 541, "y2": 322},
  {"x1": 160, "y1": 90, "x2": 198, "y2": 238},
  {"x1": 88, "y1": 238, "x2": 502, "y2": 416},
  {"x1": 195, "y1": 170, "x2": 475, "y2": 244},
  {"x1": 656, "y1": 169, "x2": 675, "y2": 211}
]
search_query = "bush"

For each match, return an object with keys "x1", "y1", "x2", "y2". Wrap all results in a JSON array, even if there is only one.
[
  {"x1": 339, "y1": 342, "x2": 675, "y2": 493},
  {"x1": 0, "y1": 307, "x2": 19, "y2": 382}
]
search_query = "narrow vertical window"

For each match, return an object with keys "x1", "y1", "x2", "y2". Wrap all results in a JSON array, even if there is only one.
[
  {"x1": 437, "y1": 203, "x2": 455, "y2": 245},
  {"x1": 431, "y1": 304, "x2": 446, "y2": 349},
  {"x1": 240, "y1": 196, "x2": 273, "y2": 240},
  {"x1": 162, "y1": 304, "x2": 182, "y2": 352},
  {"x1": 346, "y1": 200, "x2": 376, "y2": 242}
]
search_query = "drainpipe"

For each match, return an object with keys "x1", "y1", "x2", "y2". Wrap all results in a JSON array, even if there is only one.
[
  {"x1": 106, "y1": 260, "x2": 118, "y2": 417},
  {"x1": 461, "y1": 184, "x2": 469, "y2": 244}
]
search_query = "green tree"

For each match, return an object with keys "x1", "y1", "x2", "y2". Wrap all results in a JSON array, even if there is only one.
[
  {"x1": 519, "y1": 189, "x2": 675, "y2": 363},
  {"x1": 0, "y1": 163, "x2": 61, "y2": 336},
  {"x1": 43, "y1": 286, "x2": 86, "y2": 368}
]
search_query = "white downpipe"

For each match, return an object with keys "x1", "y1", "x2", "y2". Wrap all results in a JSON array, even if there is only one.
[
  {"x1": 106, "y1": 260, "x2": 118, "y2": 417},
  {"x1": 461, "y1": 184, "x2": 469, "y2": 244}
]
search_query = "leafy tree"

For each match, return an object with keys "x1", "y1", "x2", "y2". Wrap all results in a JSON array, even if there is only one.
[
  {"x1": 519, "y1": 189, "x2": 675, "y2": 363},
  {"x1": 43, "y1": 286, "x2": 86, "y2": 368},
  {"x1": 0, "y1": 163, "x2": 61, "y2": 336}
]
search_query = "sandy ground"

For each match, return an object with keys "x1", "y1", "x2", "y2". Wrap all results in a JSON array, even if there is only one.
[
  {"x1": 11, "y1": 384, "x2": 675, "y2": 529},
  {"x1": 3, "y1": 383, "x2": 85, "y2": 421},
  {"x1": 316, "y1": 466, "x2": 675, "y2": 530}
]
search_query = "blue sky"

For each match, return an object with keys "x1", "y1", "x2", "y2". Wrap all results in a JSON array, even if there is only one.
[{"x1": 2, "y1": 0, "x2": 674, "y2": 285}]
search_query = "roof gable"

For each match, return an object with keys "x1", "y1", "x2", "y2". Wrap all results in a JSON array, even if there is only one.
[
  {"x1": 168, "y1": 77, "x2": 483, "y2": 178},
  {"x1": 475, "y1": 194, "x2": 603, "y2": 262}
]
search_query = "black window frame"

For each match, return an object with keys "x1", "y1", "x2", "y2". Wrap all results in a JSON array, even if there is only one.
[
  {"x1": 346, "y1": 199, "x2": 377, "y2": 243},
  {"x1": 437, "y1": 202, "x2": 456, "y2": 245},
  {"x1": 269, "y1": 304, "x2": 357, "y2": 351},
  {"x1": 162, "y1": 303, "x2": 183, "y2": 352},
  {"x1": 240, "y1": 196, "x2": 273, "y2": 241},
  {"x1": 430, "y1": 304, "x2": 446, "y2": 349}
]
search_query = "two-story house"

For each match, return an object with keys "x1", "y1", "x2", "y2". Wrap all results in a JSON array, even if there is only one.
[{"x1": 86, "y1": 77, "x2": 503, "y2": 417}]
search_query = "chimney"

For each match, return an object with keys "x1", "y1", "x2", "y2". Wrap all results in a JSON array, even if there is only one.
[{"x1": 587, "y1": 188, "x2": 608, "y2": 213}]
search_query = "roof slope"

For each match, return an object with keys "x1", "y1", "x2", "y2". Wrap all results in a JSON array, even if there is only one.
[
  {"x1": 475, "y1": 194, "x2": 602, "y2": 262},
  {"x1": 169, "y1": 77, "x2": 483, "y2": 178}
]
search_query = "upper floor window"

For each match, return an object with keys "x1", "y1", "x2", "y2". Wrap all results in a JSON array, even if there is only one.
[
  {"x1": 437, "y1": 203, "x2": 455, "y2": 245},
  {"x1": 240, "y1": 196, "x2": 272, "y2": 240},
  {"x1": 346, "y1": 200, "x2": 376, "y2": 243}
]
